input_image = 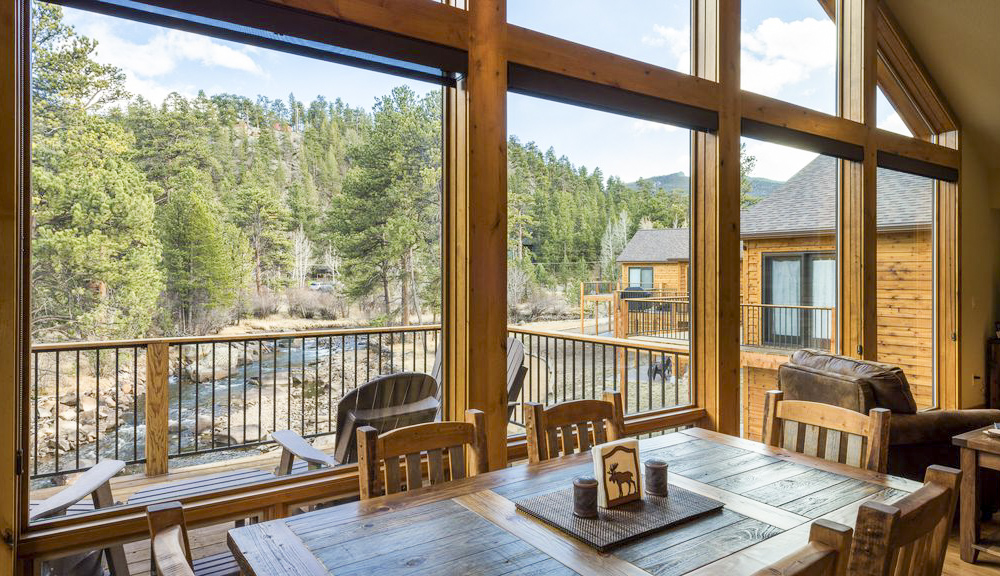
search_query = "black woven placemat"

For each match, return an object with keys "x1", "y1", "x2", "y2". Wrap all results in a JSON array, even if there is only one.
[{"x1": 514, "y1": 485, "x2": 724, "y2": 552}]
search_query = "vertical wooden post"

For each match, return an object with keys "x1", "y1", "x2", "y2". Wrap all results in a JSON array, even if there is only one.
[
  {"x1": 464, "y1": 0, "x2": 508, "y2": 470},
  {"x1": 692, "y1": 0, "x2": 741, "y2": 435},
  {"x1": 838, "y1": 0, "x2": 877, "y2": 361},
  {"x1": 0, "y1": 0, "x2": 26, "y2": 569},
  {"x1": 145, "y1": 341, "x2": 170, "y2": 476},
  {"x1": 936, "y1": 130, "x2": 960, "y2": 409},
  {"x1": 580, "y1": 283, "x2": 585, "y2": 334}
]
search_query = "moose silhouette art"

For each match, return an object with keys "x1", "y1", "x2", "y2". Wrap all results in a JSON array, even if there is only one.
[{"x1": 607, "y1": 462, "x2": 637, "y2": 497}]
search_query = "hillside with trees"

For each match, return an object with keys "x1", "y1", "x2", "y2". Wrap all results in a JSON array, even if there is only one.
[{"x1": 30, "y1": 3, "x2": 767, "y2": 342}]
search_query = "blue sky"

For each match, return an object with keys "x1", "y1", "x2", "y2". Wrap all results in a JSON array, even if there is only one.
[{"x1": 62, "y1": 1, "x2": 909, "y2": 183}]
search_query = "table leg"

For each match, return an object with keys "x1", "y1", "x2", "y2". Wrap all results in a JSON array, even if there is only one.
[{"x1": 961, "y1": 447, "x2": 980, "y2": 563}]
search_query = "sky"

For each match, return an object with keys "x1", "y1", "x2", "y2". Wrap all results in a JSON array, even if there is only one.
[{"x1": 61, "y1": 0, "x2": 911, "y2": 183}]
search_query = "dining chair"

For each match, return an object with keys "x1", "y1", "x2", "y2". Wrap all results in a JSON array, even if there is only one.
[
  {"x1": 751, "y1": 518, "x2": 853, "y2": 576},
  {"x1": 357, "y1": 409, "x2": 487, "y2": 499},
  {"x1": 762, "y1": 390, "x2": 891, "y2": 473},
  {"x1": 146, "y1": 501, "x2": 240, "y2": 576},
  {"x1": 846, "y1": 465, "x2": 961, "y2": 576},
  {"x1": 523, "y1": 390, "x2": 625, "y2": 464}
]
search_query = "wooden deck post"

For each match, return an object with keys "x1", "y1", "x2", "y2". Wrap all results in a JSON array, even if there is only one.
[{"x1": 145, "y1": 341, "x2": 170, "y2": 476}]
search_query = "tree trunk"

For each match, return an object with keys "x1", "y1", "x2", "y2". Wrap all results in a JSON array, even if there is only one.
[
  {"x1": 410, "y1": 251, "x2": 423, "y2": 325},
  {"x1": 382, "y1": 261, "x2": 391, "y2": 316},
  {"x1": 400, "y1": 252, "x2": 411, "y2": 326}
]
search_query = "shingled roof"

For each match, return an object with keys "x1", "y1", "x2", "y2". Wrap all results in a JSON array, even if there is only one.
[
  {"x1": 616, "y1": 156, "x2": 933, "y2": 263},
  {"x1": 741, "y1": 155, "x2": 933, "y2": 238},
  {"x1": 616, "y1": 228, "x2": 689, "y2": 263}
]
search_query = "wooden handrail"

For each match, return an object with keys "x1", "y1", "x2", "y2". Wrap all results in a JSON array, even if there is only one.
[{"x1": 508, "y1": 325, "x2": 690, "y2": 355}]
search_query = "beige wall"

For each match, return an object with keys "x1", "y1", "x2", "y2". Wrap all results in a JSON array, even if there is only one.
[{"x1": 958, "y1": 131, "x2": 1000, "y2": 408}]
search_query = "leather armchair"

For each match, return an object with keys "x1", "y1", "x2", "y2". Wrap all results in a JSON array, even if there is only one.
[{"x1": 778, "y1": 349, "x2": 1000, "y2": 483}]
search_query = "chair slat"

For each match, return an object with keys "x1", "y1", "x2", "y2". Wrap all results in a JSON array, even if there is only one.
[
  {"x1": 405, "y1": 453, "x2": 423, "y2": 492},
  {"x1": 824, "y1": 429, "x2": 842, "y2": 463},
  {"x1": 560, "y1": 425, "x2": 576, "y2": 454},
  {"x1": 803, "y1": 424, "x2": 820, "y2": 458},
  {"x1": 427, "y1": 449, "x2": 445, "y2": 485},
  {"x1": 546, "y1": 428, "x2": 561, "y2": 459},
  {"x1": 593, "y1": 420, "x2": 607, "y2": 445},
  {"x1": 448, "y1": 445, "x2": 466, "y2": 481},
  {"x1": 384, "y1": 456, "x2": 401, "y2": 495},
  {"x1": 576, "y1": 422, "x2": 591, "y2": 451},
  {"x1": 845, "y1": 434, "x2": 864, "y2": 468}
]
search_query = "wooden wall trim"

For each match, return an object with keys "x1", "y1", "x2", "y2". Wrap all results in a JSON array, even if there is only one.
[
  {"x1": 935, "y1": 131, "x2": 961, "y2": 409},
  {"x1": 1, "y1": 0, "x2": 27, "y2": 571}
]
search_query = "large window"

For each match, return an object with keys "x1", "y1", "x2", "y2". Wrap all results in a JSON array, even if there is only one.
[
  {"x1": 28, "y1": 0, "x2": 443, "y2": 506},
  {"x1": 876, "y1": 167, "x2": 935, "y2": 409},
  {"x1": 739, "y1": 139, "x2": 838, "y2": 440},
  {"x1": 506, "y1": 92, "x2": 693, "y2": 424}
]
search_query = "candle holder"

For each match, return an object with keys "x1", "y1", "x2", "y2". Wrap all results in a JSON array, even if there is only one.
[
  {"x1": 573, "y1": 476, "x2": 599, "y2": 518},
  {"x1": 645, "y1": 459, "x2": 669, "y2": 497}
]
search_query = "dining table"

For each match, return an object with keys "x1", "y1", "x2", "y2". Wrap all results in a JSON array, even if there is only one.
[{"x1": 227, "y1": 427, "x2": 922, "y2": 576}]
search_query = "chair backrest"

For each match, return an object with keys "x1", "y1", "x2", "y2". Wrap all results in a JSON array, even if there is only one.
[
  {"x1": 846, "y1": 465, "x2": 961, "y2": 576},
  {"x1": 432, "y1": 335, "x2": 527, "y2": 423},
  {"x1": 146, "y1": 502, "x2": 195, "y2": 576},
  {"x1": 524, "y1": 391, "x2": 625, "y2": 464},
  {"x1": 31, "y1": 459, "x2": 131, "y2": 576},
  {"x1": 334, "y1": 371, "x2": 440, "y2": 464},
  {"x1": 357, "y1": 409, "x2": 487, "y2": 499},
  {"x1": 752, "y1": 519, "x2": 853, "y2": 576},
  {"x1": 762, "y1": 390, "x2": 890, "y2": 473}
]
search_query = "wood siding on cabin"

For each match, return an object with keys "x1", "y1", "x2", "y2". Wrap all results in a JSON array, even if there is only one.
[{"x1": 620, "y1": 262, "x2": 689, "y2": 293}]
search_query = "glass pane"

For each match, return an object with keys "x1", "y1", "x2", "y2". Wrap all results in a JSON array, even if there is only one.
[
  {"x1": 739, "y1": 138, "x2": 838, "y2": 439},
  {"x1": 877, "y1": 86, "x2": 914, "y2": 136},
  {"x1": 508, "y1": 0, "x2": 691, "y2": 74},
  {"x1": 507, "y1": 93, "x2": 692, "y2": 426},
  {"x1": 876, "y1": 168, "x2": 935, "y2": 409},
  {"x1": 29, "y1": 0, "x2": 443, "y2": 508},
  {"x1": 741, "y1": 0, "x2": 837, "y2": 114}
]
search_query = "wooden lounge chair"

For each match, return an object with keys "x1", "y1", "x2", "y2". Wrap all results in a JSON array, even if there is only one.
[
  {"x1": 431, "y1": 335, "x2": 528, "y2": 422},
  {"x1": 524, "y1": 390, "x2": 625, "y2": 463},
  {"x1": 30, "y1": 459, "x2": 129, "y2": 576},
  {"x1": 147, "y1": 501, "x2": 240, "y2": 576},
  {"x1": 762, "y1": 390, "x2": 891, "y2": 473},
  {"x1": 357, "y1": 409, "x2": 487, "y2": 499}
]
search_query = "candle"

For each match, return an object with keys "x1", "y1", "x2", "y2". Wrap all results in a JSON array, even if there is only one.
[
  {"x1": 573, "y1": 476, "x2": 599, "y2": 518},
  {"x1": 645, "y1": 459, "x2": 669, "y2": 497}
]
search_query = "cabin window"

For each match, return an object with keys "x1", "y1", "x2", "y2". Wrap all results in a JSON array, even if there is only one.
[
  {"x1": 628, "y1": 267, "x2": 654, "y2": 290},
  {"x1": 762, "y1": 252, "x2": 835, "y2": 349}
]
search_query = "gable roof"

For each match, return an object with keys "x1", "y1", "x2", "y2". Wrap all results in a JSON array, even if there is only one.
[
  {"x1": 741, "y1": 155, "x2": 933, "y2": 238},
  {"x1": 616, "y1": 228, "x2": 689, "y2": 263}
]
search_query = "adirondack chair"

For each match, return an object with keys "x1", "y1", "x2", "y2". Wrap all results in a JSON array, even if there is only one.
[
  {"x1": 431, "y1": 335, "x2": 528, "y2": 422},
  {"x1": 30, "y1": 459, "x2": 130, "y2": 576}
]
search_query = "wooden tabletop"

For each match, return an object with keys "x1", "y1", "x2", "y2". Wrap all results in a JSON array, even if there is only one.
[
  {"x1": 952, "y1": 425, "x2": 1000, "y2": 453},
  {"x1": 228, "y1": 428, "x2": 922, "y2": 576}
]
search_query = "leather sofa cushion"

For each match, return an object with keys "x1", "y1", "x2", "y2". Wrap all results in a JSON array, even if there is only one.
[{"x1": 789, "y1": 349, "x2": 918, "y2": 414}]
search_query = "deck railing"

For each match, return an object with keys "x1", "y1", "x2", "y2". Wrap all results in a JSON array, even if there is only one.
[
  {"x1": 508, "y1": 327, "x2": 692, "y2": 423},
  {"x1": 740, "y1": 303, "x2": 836, "y2": 351},
  {"x1": 30, "y1": 324, "x2": 695, "y2": 482},
  {"x1": 29, "y1": 326, "x2": 440, "y2": 481}
]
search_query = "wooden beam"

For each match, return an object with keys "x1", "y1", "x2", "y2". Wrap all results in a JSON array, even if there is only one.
[
  {"x1": 145, "y1": 341, "x2": 170, "y2": 476},
  {"x1": 838, "y1": 0, "x2": 878, "y2": 361},
  {"x1": 1, "y1": 0, "x2": 26, "y2": 571},
  {"x1": 692, "y1": 0, "x2": 741, "y2": 436},
  {"x1": 874, "y1": 128, "x2": 960, "y2": 172},
  {"x1": 742, "y1": 91, "x2": 867, "y2": 151},
  {"x1": 465, "y1": 0, "x2": 508, "y2": 470}
]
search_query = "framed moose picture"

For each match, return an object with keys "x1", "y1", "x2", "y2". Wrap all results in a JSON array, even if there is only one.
[{"x1": 592, "y1": 438, "x2": 643, "y2": 507}]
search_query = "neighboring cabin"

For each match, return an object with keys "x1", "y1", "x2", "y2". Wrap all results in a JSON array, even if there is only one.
[{"x1": 614, "y1": 156, "x2": 934, "y2": 440}]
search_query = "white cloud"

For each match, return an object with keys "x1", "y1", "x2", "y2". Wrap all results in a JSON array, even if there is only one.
[
  {"x1": 740, "y1": 17, "x2": 835, "y2": 98},
  {"x1": 631, "y1": 119, "x2": 679, "y2": 134},
  {"x1": 71, "y1": 19, "x2": 262, "y2": 103},
  {"x1": 641, "y1": 24, "x2": 690, "y2": 74},
  {"x1": 879, "y1": 111, "x2": 913, "y2": 137},
  {"x1": 743, "y1": 139, "x2": 818, "y2": 182}
]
